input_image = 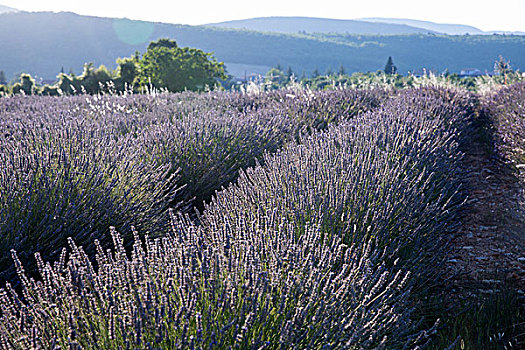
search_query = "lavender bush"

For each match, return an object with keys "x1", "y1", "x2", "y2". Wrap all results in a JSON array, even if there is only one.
[
  {"x1": 0, "y1": 97, "x2": 177, "y2": 285},
  {"x1": 141, "y1": 88, "x2": 387, "y2": 209},
  {"x1": 0, "y1": 87, "x2": 469, "y2": 348},
  {"x1": 0, "y1": 89, "x2": 384, "y2": 285},
  {"x1": 482, "y1": 82, "x2": 525, "y2": 221},
  {"x1": 202, "y1": 87, "x2": 470, "y2": 290},
  {"x1": 483, "y1": 83, "x2": 525, "y2": 168}
]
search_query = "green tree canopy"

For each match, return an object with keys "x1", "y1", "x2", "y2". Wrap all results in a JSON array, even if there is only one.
[
  {"x1": 384, "y1": 56, "x2": 398, "y2": 75},
  {"x1": 79, "y1": 63, "x2": 114, "y2": 93},
  {"x1": 12, "y1": 74, "x2": 36, "y2": 95},
  {"x1": 57, "y1": 72, "x2": 77, "y2": 95},
  {"x1": 286, "y1": 66, "x2": 294, "y2": 80},
  {"x1": 494, "y1": 55, "x2": 512, "y2": 84},
  {"x1": 115, "y1": 53, "x2": 140, "y2": 90},
  {"x1": 137, "y1": 38, "x2": 226, "y2": 92},
  {"x1": 148, "y1": 38, "x2": 178, "y2": 50},
  {"x1": 338, "y1": 64, "x2": 346, "y2": 76}
]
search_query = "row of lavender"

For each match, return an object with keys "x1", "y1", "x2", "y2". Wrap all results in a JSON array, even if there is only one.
[
  {"x1": 484, "y1": 83, "x2": 525, "y2": 245},
  {"x1": 0, "y1": 89, "x2": 383, "y2": 285},
  {"x1": 0, "y1": 87, "x2": 472, "y2": 348},
  {"x1": 484, "y1": 83, "x2": 525, "y2": 179}
]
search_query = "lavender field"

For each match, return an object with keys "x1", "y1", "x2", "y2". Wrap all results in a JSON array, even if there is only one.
[{"x1": 0, "y1": 85, "x2": 523, "y2": 348}]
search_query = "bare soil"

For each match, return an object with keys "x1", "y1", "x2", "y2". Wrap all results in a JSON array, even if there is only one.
[{"x1": 446, "y1": 105, "x2": 525, "y2": 300}]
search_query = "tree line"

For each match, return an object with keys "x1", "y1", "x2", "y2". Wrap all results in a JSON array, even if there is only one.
[
  {"x1": 0, "y1": 38, "x2": 226, "y2": 96},
  {"x1": 257, "y1": 56, "x2": 522, "y2": 91}
]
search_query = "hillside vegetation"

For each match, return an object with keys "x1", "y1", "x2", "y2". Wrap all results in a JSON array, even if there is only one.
[
  {"x1": 206, "y1": 16, "x2": 436, "y2": 34},
  {"x1": 1, "y1": 11, "x2": 525, "y2": 81}
]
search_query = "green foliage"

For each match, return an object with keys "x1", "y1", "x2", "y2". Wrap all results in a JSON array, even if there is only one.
[
  {"x1": 11, "y1": 73, "x2": 37, "y2": 95},
  {"x1": 0, "y1": 70, "x2": 6, "y2": 85},
  {"x1": 285, "y1": 66, "x2": 294, "y2": 79},
  {"x1": 429, "y1": 289, "x2": 524, "y2": 349},
  {"x1": 53, "y1": 64, "x2": 116, "y2": 95},
  {"x1": 284, "y1": 69, "x2": 523, "y2": 92},
  {"x1": 338, "y1": 64, "x2": 346, "y2": 75},
  {"x1": 115, "y1": 53, "x2": 140, "y2": 91},
  {"x1": 57, "y1": 72, "x2": 78, "y2": 95},
  {"x1": 2, "y1": 12, "x2": 525, "y2": 81},
  {"x1": 78, "y1": 63, "x2": 114, "y2": 94},
  {"x1": 0, "y1": 84, "x2": 8, "y2": 96},
  {"x1": 385, "y1": 56, "x2": 398, "y2": 75},
  {"x1": 40, "y1": 85, "x2": 60, "y2": 96},
  {"x1": 264, "y1": 67, "x2": 287, "y2": 88},
  {"x1": 494, "y1": 55, "x2": 513, "y2": 85},
  {"x1": 0, "y1": 38, "x2": 226, "y2": 97},
  {"x1": 147, "y1": 38, "x2": 178, "y2": 50},
  {"x1": 136, "y1": 38, "x2": 226, "y2": 92},
  {"x1": 299, "y1": 71, "x2": 410, "y2": 90},
  {"x1": 494, "y1": 55, "x2": 512, "y2": 76}
]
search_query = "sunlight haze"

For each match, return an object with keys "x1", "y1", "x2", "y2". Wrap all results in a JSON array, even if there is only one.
[{"x1": 2, "y1": 0, "x2": 524, "y2": 32}]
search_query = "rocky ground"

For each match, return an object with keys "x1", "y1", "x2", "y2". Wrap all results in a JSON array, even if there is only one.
[
  {"x1": 444, "y1": 103, "x2": 524, "y2": 346},
  {"x1": 448, "y1": 115, "x2": 525, "y2": 292}
]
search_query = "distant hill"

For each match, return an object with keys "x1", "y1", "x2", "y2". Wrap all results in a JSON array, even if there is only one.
[
  {"x1": 206, "y1": 16, "x2": 437, "y2": 35},
  {"x1": 0, "y1": 4, "x2": 17, "y2": 14},
  {"x1": 1, "y1": 12, "x2": 525, "y2": 81},
  {"x1": 490, "y1": 30, "x2": 525, "y2": 36},
  {"x1": 360, "y1": 18, "x2": 484, "y2": 35},
  {"x1": 361, "y1": 18, "x2": 525, "y2": 36}
]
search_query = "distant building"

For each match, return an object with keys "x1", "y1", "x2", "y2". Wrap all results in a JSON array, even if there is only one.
[{"x1": 459, "y1": 68, "x2": 483, "y2": 77}]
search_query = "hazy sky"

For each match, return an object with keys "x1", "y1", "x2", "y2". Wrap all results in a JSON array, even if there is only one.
[{"x1": 3, "y1": 0, "x2": 525, "y2": 32}]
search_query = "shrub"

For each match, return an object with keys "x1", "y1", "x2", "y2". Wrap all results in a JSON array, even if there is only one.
[
  {"x1": 0, "y1": 87, "x2": 468, "y2": 348},
  {"x1": 0, "y1": 89, "x2": 386, "y2": 285},
  {"x1": 484, "y1": 83, "x2": 525, "y2": 167}
]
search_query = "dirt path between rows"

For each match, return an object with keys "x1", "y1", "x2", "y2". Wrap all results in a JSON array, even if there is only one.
[{"x1": 446, "y1": 103, "x2": 525, "y2": 301}]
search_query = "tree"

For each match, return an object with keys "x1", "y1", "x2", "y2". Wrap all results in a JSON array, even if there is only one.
[
  {"x1": 78, "y1": 62, "x2": 97, "y2": 93},
  {"x1": 384, "y1": 56, "x2": 397, "y2": 75},
  {"x1": 57, "y1": 73, "x2": 79, "y2": 95},
  {"x1": 286, "y1": 66, "x2": 294, "y2": 81},
  {"x1": 494, "y1": 55, "x2": 512, "y2": 84},
  {"x1": 115, "y1": 52, "x2": 140, "y2": 90},
  {"x1": 137, "y1": 38, "x2": 226, "y2": 92},
  {"x1": 338, "y1": 64, "x2": 346, "y2": 76},
  {"x1": 11, "y1": 74, "x2": 36, "y2": 95},
  {"x1": 148, "y1": 38, "x2": 178, "y2": 50},
  {"x1": 58, "y1": 63, "x2": 115, "y2": 94},
  {"x1": 0, "y1": 70, "x2": 6, "y2": 85},
  {"x1": 83, "y1": 64, "x2": 113, "y2": 93},
  {"x1": 41, "y1": 85, "x2": 60, "y2": 96},
  {"x1": 265, "y1": 67, "x2": 286, "y2": 88}
]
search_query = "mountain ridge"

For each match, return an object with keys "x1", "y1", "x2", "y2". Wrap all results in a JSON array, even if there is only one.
[
  {"x1": 0, "y1": 4, "x2": 17, "y2": 13},
  {"x1": 206, "y1": 16, "x2": 437, "y2": 35},
  {"x1": 209, "y1": 16, "x2": 525, "y2": 36},
  {"x1": 1, "y1": 11, "x2": 525, "y2": 81},
  {"x1": 360, "y1": 17, "x2": 484, "y2": 35},
  {"x1": 360, "y1": 17, "x2": 525, "y2": 35}
]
